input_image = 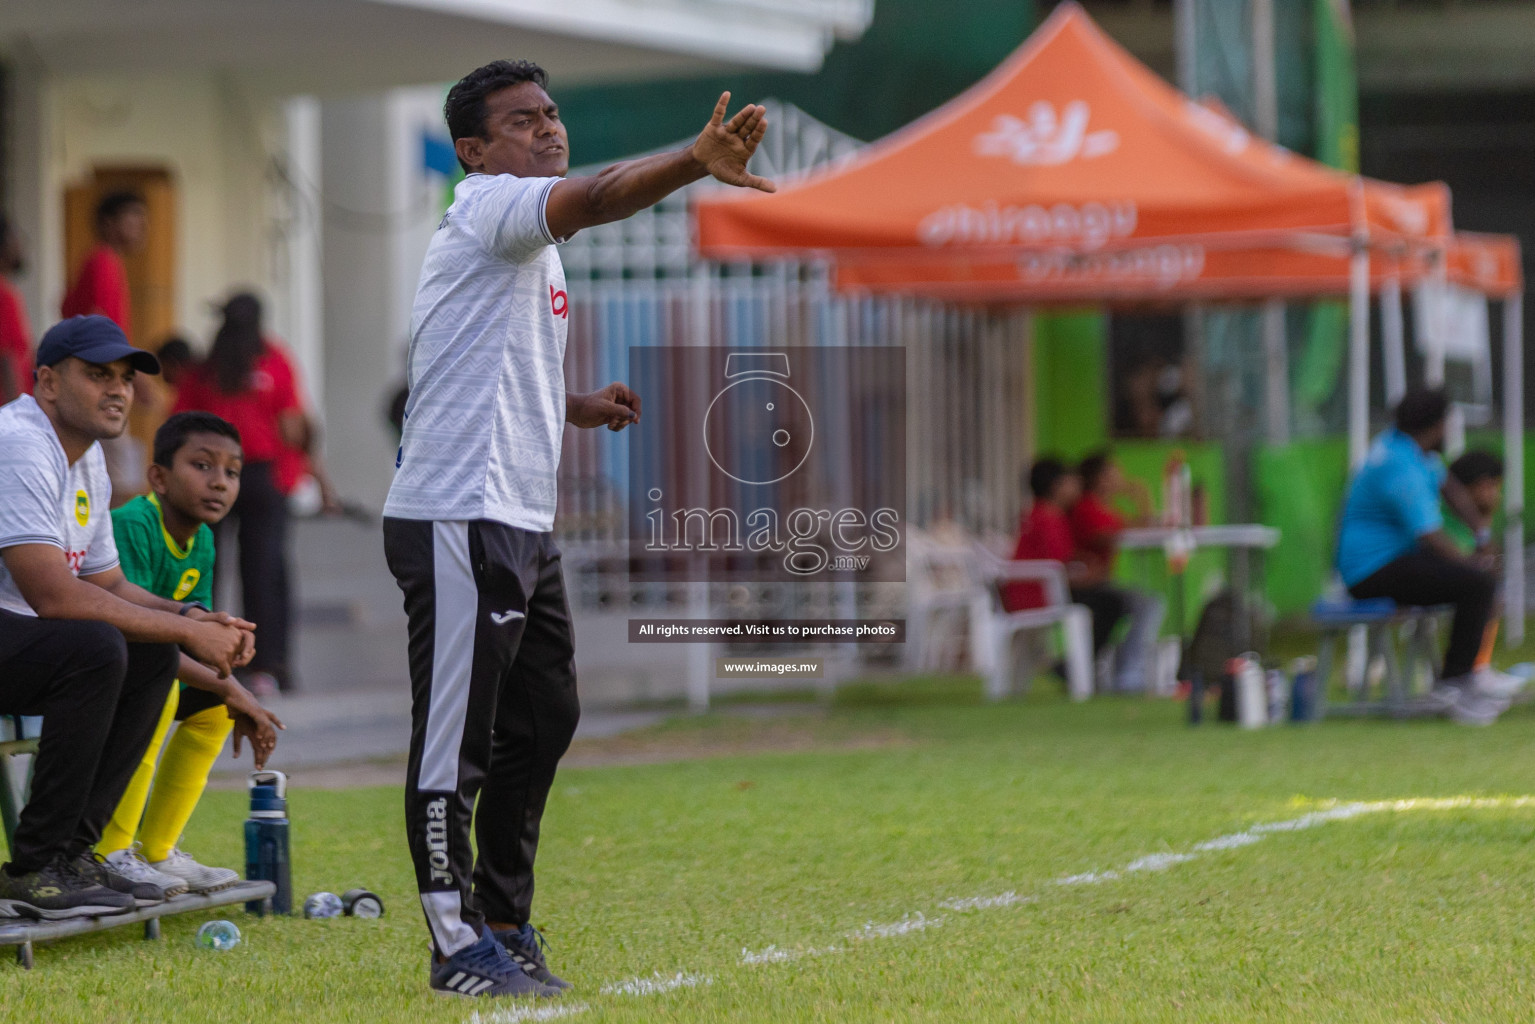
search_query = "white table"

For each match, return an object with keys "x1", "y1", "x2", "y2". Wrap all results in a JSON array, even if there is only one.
[
  {"x1": 1117, "y1": 524, "x2": 1282, "y2": 651},
  {"x1": 1118, "y1": 524, "x2": 1281, "y2": 552}
]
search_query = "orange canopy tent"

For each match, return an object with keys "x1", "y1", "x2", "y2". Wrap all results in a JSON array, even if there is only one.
[
  {"x1": 695, "y1": 2, "x2": 1453, "y2": 294},
  {"x1": 693, "y1": 0, "x2": 1526, "y2": 634}
]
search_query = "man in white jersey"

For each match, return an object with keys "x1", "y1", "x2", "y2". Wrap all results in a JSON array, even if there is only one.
[
  {"x1": 0, "y1": 316, "x2": 253, "y2": 920},
  {"x1": 383, "y1": 59, "x2": 773, "y2": 998}
]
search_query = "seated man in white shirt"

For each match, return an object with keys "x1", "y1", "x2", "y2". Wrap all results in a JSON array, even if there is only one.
[{"x1": 0, "y1": 315, "x2": 254, "y2": 920}]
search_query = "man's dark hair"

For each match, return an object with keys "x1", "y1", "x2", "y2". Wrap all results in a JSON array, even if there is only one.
[
  {"x1": 1028, "y1": 457, "x2": 1069, "y2": 500},
  {"x1": 1078, "y1": 451, "x2": 1112, "y2": 492},
  {"x1": 156, "y1": 336, "x2": 194, "y2": 368},
  {"x1": 153, "y1": 411, "x2": 241, "y2": 469},
  {"x1": 1450, "y1": 450, "x2": 1504, "y2": 487},
  {"x1": 95, "y1": 190, "x2": 145, "y2": 229},
  {"x1": 444, "y1": 60, "x2": 549, "y2": 174},
  {"x1": 1395, "y1": 388, "x2": 1450, "y2": 435},
  {"x1": 207, "y1": 292, "x2": 264, "y2": 394}
]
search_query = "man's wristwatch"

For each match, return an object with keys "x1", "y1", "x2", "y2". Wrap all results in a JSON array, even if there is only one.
[{"x1": 178, "y1": 601, "x2": 210, "y2": 617}]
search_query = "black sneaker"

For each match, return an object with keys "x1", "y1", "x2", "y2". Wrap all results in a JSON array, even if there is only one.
[
  {"x1": 0, "y1": 856, "x2": 136, "y2": 920},
  {"x1": 492, "y1": 923, "x2": 571, "y2": 991},
  {"x1": 430, "y1": 929, "x2": 558, "y2": 998},
  {"x1": 73, "y1": 851, "x2": 178, "y2": 905}
]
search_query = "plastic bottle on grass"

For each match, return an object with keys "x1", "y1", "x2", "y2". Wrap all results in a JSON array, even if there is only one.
[
  {"x1": 304, "y1": 892, "x2": 344, "y2": 919},
  {"x1": 196, "y1": 920, "x2": 241, "y2": 951}
]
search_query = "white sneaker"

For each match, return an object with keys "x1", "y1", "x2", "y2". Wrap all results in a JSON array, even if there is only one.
[
  {"x1": 1472, "y1": 667, "x2": 1527, "y2": 700},
  {"x1": 103, "y1": 846, "x2": 189, "y2": 899},
  {"x1": 150, "y1": 848, "x2": 240, "y2": 894},
  {"x1": 1433, "y1": 677, "x2": 1510, "y2": 726}
]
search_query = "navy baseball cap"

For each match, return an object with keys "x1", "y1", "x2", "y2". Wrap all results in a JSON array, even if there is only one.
[{"x1": 36, "y1": 315, "x2": 160, "y2": 375}]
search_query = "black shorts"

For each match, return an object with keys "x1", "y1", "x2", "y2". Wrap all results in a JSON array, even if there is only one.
[{"x1": 175, "y1": 685, "x2": 225, "y2": 722}]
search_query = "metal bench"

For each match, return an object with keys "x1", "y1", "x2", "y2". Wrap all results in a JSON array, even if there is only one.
[
  {"x1": 1, "y1": 714, "x2": 274, "y2": 970},
  {"x1": 0, "y1": 880, "x2": 276, "y2": 969},
  {"x1": 1311, "y1": 598, "x2": 1450, "y2": 718},
  {"x1": 0, "y1": 715, "x2": 39, "y2": 852}
]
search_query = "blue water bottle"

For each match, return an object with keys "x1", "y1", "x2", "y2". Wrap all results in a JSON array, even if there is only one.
[{"x1": 245, "y1": 770, "x2": 292, "y2": 915}]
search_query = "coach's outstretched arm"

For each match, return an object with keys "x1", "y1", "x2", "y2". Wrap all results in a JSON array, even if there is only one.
[{"x1": 544, "y1": 92, "x2": 774, "y2": 241}]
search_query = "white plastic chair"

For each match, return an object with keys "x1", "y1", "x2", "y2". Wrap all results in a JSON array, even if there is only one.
[
  {"x1": 969, "y1": 543, "x2": 1094, "y2": 702},
  {"x1": 905, "y1": 531, "x2": 979, "y2": 672}
]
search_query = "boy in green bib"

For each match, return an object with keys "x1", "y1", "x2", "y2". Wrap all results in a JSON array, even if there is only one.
[{"x1": 95, "y1": 411, "x2": 284, "y2": 895}]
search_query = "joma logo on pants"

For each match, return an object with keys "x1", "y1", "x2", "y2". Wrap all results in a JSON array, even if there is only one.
[{"x1": 426, "y1": 797, "x2": 453, "y2": 885}]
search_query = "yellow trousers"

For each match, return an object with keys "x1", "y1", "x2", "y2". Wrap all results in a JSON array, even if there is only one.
[{"x1": 98, "y1": 686, "x2": 234, "y2": 862}]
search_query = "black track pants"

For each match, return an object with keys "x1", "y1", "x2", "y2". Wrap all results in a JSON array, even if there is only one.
[
  {"x1": 0, "y1": 610, "x2": 178, "y2": 872},
  {"x1": 214, "y1": 460, "x2": 293, "y2": 689},
  {"x1": 383, "y1": 518, "x2": 580, "y2": 958},
  {"x1": 1348, "y1": 551, "x2": 1497, "y2": 680}
]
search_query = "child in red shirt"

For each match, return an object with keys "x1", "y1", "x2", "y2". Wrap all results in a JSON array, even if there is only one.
[{"x1": 1004, "y1": 458, "x2": 1081, "y2": 612}]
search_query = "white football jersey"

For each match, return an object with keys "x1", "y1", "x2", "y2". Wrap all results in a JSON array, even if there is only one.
[
  {"x1": 383, "y1": 173, "x2": 570, "y2": 532},
  {"x1": 0, "y1": 395, "x2": 119, "y2": 616}
]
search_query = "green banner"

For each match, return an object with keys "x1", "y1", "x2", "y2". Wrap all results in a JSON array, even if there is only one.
[
  {"x1": 1297, "y1": 0, "x2": 1358, "y2": 429},
  {"x1": 1314, "y1": 0, "x2": 1359, "y2": 174}
]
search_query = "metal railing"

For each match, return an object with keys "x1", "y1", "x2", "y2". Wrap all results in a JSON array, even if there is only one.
[{"x1": 556, "y1": 104, "x2": 1031, "y2": 660}]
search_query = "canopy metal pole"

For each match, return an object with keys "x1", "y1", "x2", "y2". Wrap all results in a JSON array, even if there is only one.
[
  {"x1": 1262, "y1": 299, "x2": 1289, "y2": 444},
  {"x1": 1382, "y1": 272, "x2": 1407, "y2": 407},
  {"x1": 1174, "y1": 0, "x2": 1197, "y2": 95},
  {"x1": 1426, "y1": 261, "x2": 1449, "y2": 387},
  {"x1": 1348, "y1": 247, "x2": 1371, "y2": 469},
  {"x1": 1504, "y1": 290, "x2": 1525, "y2": 645}
]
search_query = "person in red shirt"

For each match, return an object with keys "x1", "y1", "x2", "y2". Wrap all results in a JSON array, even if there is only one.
[
  {"x1": 173, "y1": 293, "x2": 322, "y2": 695},
  {"x1": 0, "y1": 215, "x2": 32, "y2": 403},
  {"x1": 1069, "y1": 451, "x2": 1164, "y2": 691},
  {"x1": 62, "y1": 192, "x2": 151, "y2": 503},
  {"x1": 1004, "y1": 457, "x2": 1081, "y2": 612},
  {"x1": 1005, "y1": 457, "x2": 1130, "y2": 661},
  {"x1": 61, "y1": 192, "x2": 146, "y2": 337}
]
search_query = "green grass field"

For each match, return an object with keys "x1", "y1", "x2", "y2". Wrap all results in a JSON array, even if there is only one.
[{"x1": 9, "y1": 677, "x2": 1535, "y2": 1023}]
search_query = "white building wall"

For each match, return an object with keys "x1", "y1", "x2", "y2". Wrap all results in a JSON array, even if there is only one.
[
  {"x1": 2, "y1": 62, "x2": 327, "y2": 470},
  {"x1": 4, "y1": 54, "x2": 53, "y2": 345},
  {"x1": 45, "y1": 73, "x2": 284, "y2": 344},
  {"x1": 319, "y1": 86, "x2": 444, "y2": 511}
]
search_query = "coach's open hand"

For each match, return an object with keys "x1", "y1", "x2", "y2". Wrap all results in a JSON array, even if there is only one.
[
  {"x1": 693, "y1": 92, "x2": 776, "y2": 193},
  {"x1": 568, "y1": 383, "x2": 642, "y2": 432},
  {"x1": 226, "y1": 681, "x2": 284, "y2": 769}
]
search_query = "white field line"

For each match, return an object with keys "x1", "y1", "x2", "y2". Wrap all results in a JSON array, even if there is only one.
[
  {"x1": 1124, "y1": 852, "x2": 1198, "y2": 873},
  {"x1": 469, "y1": 1002, "x2": 589, "y2": 1024},
  {"x1": 739, "y1": 943, "x2": 843, "y2": 965},
  {"x1": 940, "y1": 890, "x2": 1034, "y2": 911},
  {"x1": 471, "y1": 795, "x2": 1535, "y2": 1019},
  {"x1": 600, "y1": 971, "x2": 712, "y2": 997},
  {"x1": 851, "y1": 912, "x2": 945, "y2": 940}
]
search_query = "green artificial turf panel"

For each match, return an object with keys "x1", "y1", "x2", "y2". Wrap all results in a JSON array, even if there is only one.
[{"x1": 8, "y1": 679, "x2": 1535, "y2": 1022}]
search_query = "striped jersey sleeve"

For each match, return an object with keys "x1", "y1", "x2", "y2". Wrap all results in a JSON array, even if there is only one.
[{"x1": 0, "y1": 426, "x2": 66, "y2": 551}]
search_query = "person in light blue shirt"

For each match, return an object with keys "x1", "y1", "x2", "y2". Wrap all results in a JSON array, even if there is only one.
[{"x1": 1337, "y1": 389, "x2": 1509, "y2": 720}]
